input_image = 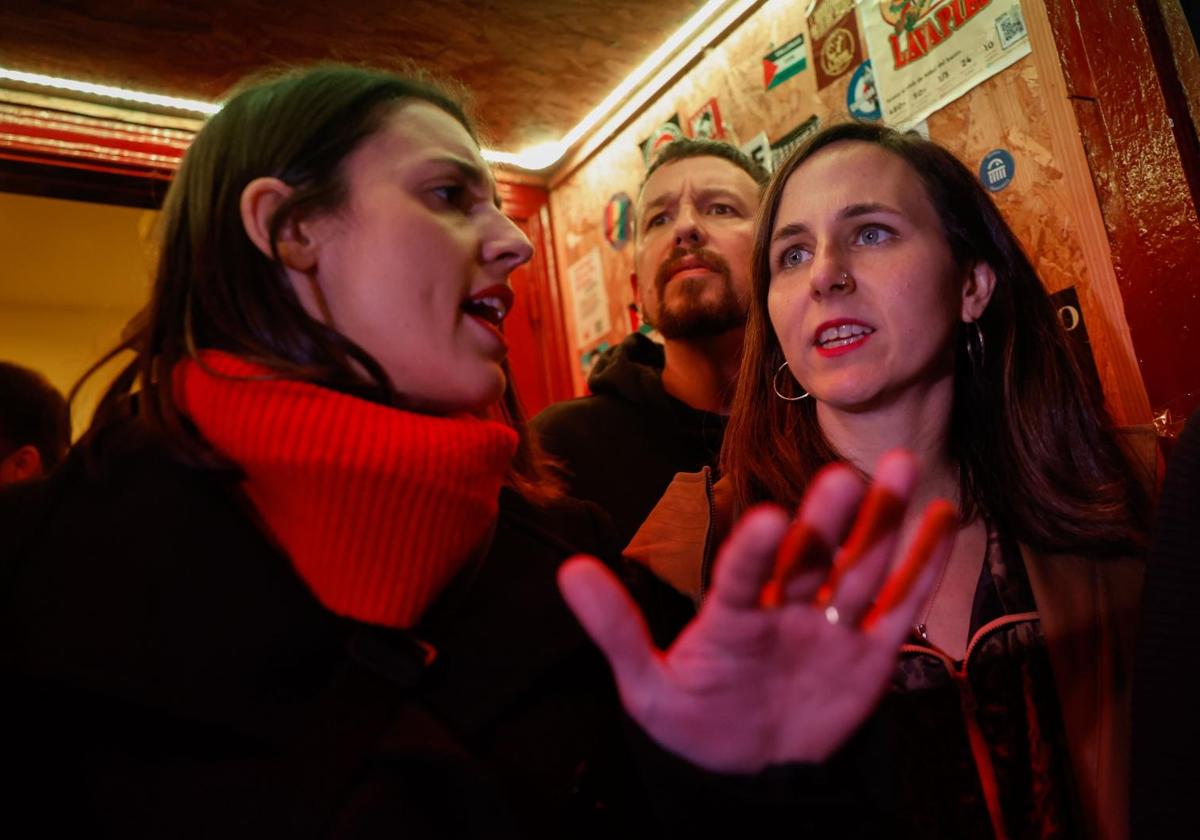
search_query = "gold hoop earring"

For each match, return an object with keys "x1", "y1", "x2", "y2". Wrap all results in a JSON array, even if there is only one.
[{"x1": 773, "y1": 361, "x2": 810, "y2": 402}]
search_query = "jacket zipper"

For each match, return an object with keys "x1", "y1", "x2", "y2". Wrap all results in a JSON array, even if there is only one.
[
  {"x1": 698, "y1": 466, "x2": 716, "y2": 603},
  {"x1": 694, "y1": 477, "x2": 1036, "y2": 838},
  {"x1": 899, "y1": 610, "x2": 1038, "y2": 840}
]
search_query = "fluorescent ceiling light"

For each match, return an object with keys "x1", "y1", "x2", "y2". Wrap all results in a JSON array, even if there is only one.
[
  {"x1": 484, "y1": 0, "x2": 756, "y2": 170},
  {"x1": 558, "y1": 0, "x2": 752, "y2": 153},
  {"x1": 0, "y1": 0, "x2": 756, "y2": 170},
  {"x1": 483, "y1": 141, "x2": 565, "y2": 171},
  {"x1": 0, "y1": 67, "x2": 220, "y2": 115},
  {"x1": 561, "y1": 0, "x2": 757, "y2": 170}
]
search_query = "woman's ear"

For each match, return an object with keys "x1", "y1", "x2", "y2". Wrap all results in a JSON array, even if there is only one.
[
  {"x1": 0, "y1": 444, "x2": 44, "y2": 484},
  {"x1": 961, "y1": 261, "x2": 997, "y2": 323},
  {"x1": 239, "y1": 177, "x2": 317, "y2": 273}
]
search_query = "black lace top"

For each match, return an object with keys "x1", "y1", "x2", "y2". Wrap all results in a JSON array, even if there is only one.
[{"x1": 882, "y1": 527, "x2": 1080, "y2": 839}]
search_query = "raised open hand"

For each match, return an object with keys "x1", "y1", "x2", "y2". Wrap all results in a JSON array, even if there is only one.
[{"x1": 558, "y1": 450, "x2": 956, "y2": 774}]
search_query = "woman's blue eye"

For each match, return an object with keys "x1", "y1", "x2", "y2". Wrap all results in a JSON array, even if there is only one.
[
  {"x1": 857, "y1": 225, "x2": 893, "y2": 246},
  {"x1": 779, "y1": 246, "x2": 809, "y2": 268}
]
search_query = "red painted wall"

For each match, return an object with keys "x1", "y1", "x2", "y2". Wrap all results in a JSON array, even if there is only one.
[
  {"x1": 1046, "y1": 0, "x2": 1200, "y2": 427},
  {"x1": 496, "y1": 180, "x2": 573, "y2": 416}
]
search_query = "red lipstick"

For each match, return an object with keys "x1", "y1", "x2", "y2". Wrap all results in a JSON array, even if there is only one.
[{"x1": 813, "y1": 318, "x2": 875, "y2": 358}]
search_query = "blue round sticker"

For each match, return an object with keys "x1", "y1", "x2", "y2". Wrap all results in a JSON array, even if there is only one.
[
  {"x1": 979, "y1": 149, "x2": 1015, "y2": 192},
  {"x1": 847, "y1": 60, "x2": 882, "y2": 122}
]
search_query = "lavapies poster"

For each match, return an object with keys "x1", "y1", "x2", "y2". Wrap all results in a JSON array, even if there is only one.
[{"x1": 859, "y1": 0, "x2": 1030, "y2": 128}]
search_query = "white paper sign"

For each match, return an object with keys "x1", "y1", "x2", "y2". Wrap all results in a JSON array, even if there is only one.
[
  {"x1": 567, "y1": 246, "x2": 611, "y2": 347},
  {"x1": 858, "y1": 0, "x2": 1031, "y2": 128},
  {"x1": 741, "y1": 131, "x2": 773, "y2": 174}
]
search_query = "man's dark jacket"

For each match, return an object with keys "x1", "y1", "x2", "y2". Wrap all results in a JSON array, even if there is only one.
[{"x1": 532, "y1": 333, "x2": 727, "y2": 548}]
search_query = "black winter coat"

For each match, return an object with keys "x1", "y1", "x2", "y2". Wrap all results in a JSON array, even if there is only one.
[
  {"x1": 0, "y1": 419, "x2": 690, "y2": 837},
  {"x1": 0, "y1": 419, "x2": 889, "y2": 838},
  {"x1": 1132, "y1": 408, "x2": 1200, "y2": 838}
]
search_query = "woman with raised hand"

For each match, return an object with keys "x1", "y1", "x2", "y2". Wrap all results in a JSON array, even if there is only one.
[
  {"x1": 626, "y1": 122, "x2": 1154, "y2": 839},
  {"x1": 0, "y1": 67, "x2": 948, "y2": 836}
]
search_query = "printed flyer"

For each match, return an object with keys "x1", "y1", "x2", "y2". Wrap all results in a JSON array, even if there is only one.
[
  {"x1": 858, "y1": 0, "x2": 1031, "y2": 128},
  {"x1": 567, "y1": 246, "x2": 611, "y2": 348}
]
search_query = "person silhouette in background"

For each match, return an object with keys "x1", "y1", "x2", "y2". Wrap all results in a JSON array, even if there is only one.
[{"x1": 0, "y1": 360, "x2": 70, "y2": 485}]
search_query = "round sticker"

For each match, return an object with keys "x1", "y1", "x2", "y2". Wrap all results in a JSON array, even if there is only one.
[
  {"x1": 979, "y1": 149, "x2": 1015, "y2": 192},
  {"x1": 603, "y1": 192, "x2": 633, "y2": 251},
  {"x1": 847, "y1": 60, "x2": 881, "y2": 122},
  {"x1": 642, "y1": 119, "x2": 685, "y2": 164},
  {"x1": 650, "y1": 123, "x2": 682, "y2": 151}
]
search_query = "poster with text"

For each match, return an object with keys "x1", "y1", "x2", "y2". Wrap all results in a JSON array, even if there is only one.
[
  {"x1": 741, "y1": 131, "x2": 772, "y2": 174},
  {"x1": 859, "y1": 0, "x2": 1030, "y2": 128},
  {"x1": 567, "y1": 246, "x2": 611, "y2": 348}
]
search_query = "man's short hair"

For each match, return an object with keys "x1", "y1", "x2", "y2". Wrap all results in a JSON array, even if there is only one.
[
  {"x1": 639, "y1": 138, "x2": 770, "y2": 198},
  {"x1": 0, "y1": 361, "x2": 70, "y2": 470}
]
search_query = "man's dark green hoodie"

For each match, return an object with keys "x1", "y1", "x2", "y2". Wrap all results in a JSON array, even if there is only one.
[{"x1": 532, "y1": 332, "x2": 726, "y2": 548}]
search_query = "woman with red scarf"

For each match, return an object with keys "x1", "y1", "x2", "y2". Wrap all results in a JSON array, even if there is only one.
[{"x1": 0, "y1": 66, "x2": 948, "y2": 836}]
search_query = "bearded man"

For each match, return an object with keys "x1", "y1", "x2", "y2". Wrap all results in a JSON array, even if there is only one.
[{"x1": 533, "y1": 139, "x2": 767, "y2": 545}]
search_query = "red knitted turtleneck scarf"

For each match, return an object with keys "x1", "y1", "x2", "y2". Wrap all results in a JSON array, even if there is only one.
[{"x1": 176, "y1": 350, "x2": 518, "y2": 629}]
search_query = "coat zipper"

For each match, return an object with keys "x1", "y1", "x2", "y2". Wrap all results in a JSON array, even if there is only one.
[
  {"x1": 694, "y1": 479, "x2": 1036, "y2": 838},
  {"x1": 899, "y1": 610, "x2": 1039, "y2": 840},
  {"x1": 698, "y1": 466, "x2": 716, "y2": 603}
]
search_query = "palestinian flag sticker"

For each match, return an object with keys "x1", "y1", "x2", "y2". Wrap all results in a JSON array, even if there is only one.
[{"x1": 763, "y1": 33, "x2": 808, "y2": 90}]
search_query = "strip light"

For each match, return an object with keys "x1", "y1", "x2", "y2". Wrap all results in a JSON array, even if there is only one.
[
  {"x1": 0, "y1": 0, "x2": 757, "y2": 171},
  {"x1": 485, "y1": 0, "x2": 757, "y2": 170},
  {"x1": 561, "y1": 0, "x2": 758, "y2": 171},
  {"x1": 0, "y1": 67, "x2": 220, "y2": 115}
]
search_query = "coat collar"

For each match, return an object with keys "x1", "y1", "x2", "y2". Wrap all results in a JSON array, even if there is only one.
[{"x1": 1022, "y1": 547, "x2": 1141, "y2": 840}]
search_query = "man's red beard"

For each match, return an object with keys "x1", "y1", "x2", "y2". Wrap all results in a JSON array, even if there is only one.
[{"x1": 651, "y1": 246, "x2": 746, "y2": 339}]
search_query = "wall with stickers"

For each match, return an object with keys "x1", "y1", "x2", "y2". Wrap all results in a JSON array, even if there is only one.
[{"x1": 545, "y1": 0, "x2": 1154, "y2": 428}]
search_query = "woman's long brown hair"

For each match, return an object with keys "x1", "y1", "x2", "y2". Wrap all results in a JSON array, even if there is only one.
[
  {"x1": 721, "y1": 122, "x2": 1151, "y2": 556},
  {"x1": 74, "y1": 65, "x2": 561, "y2": 503}
]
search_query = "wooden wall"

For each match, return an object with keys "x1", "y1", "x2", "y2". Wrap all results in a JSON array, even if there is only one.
[{"x1": 545, "y1": 0, "x2": 1156, "y2": 427}]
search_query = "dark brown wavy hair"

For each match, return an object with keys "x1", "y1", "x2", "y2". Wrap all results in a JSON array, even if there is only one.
[
  {"x1": 721, "y1": 122, "x2": 1151, "y2": 556},
  {"x1": 76, "y1": 64, "x2": 559, "y2": 502}
]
